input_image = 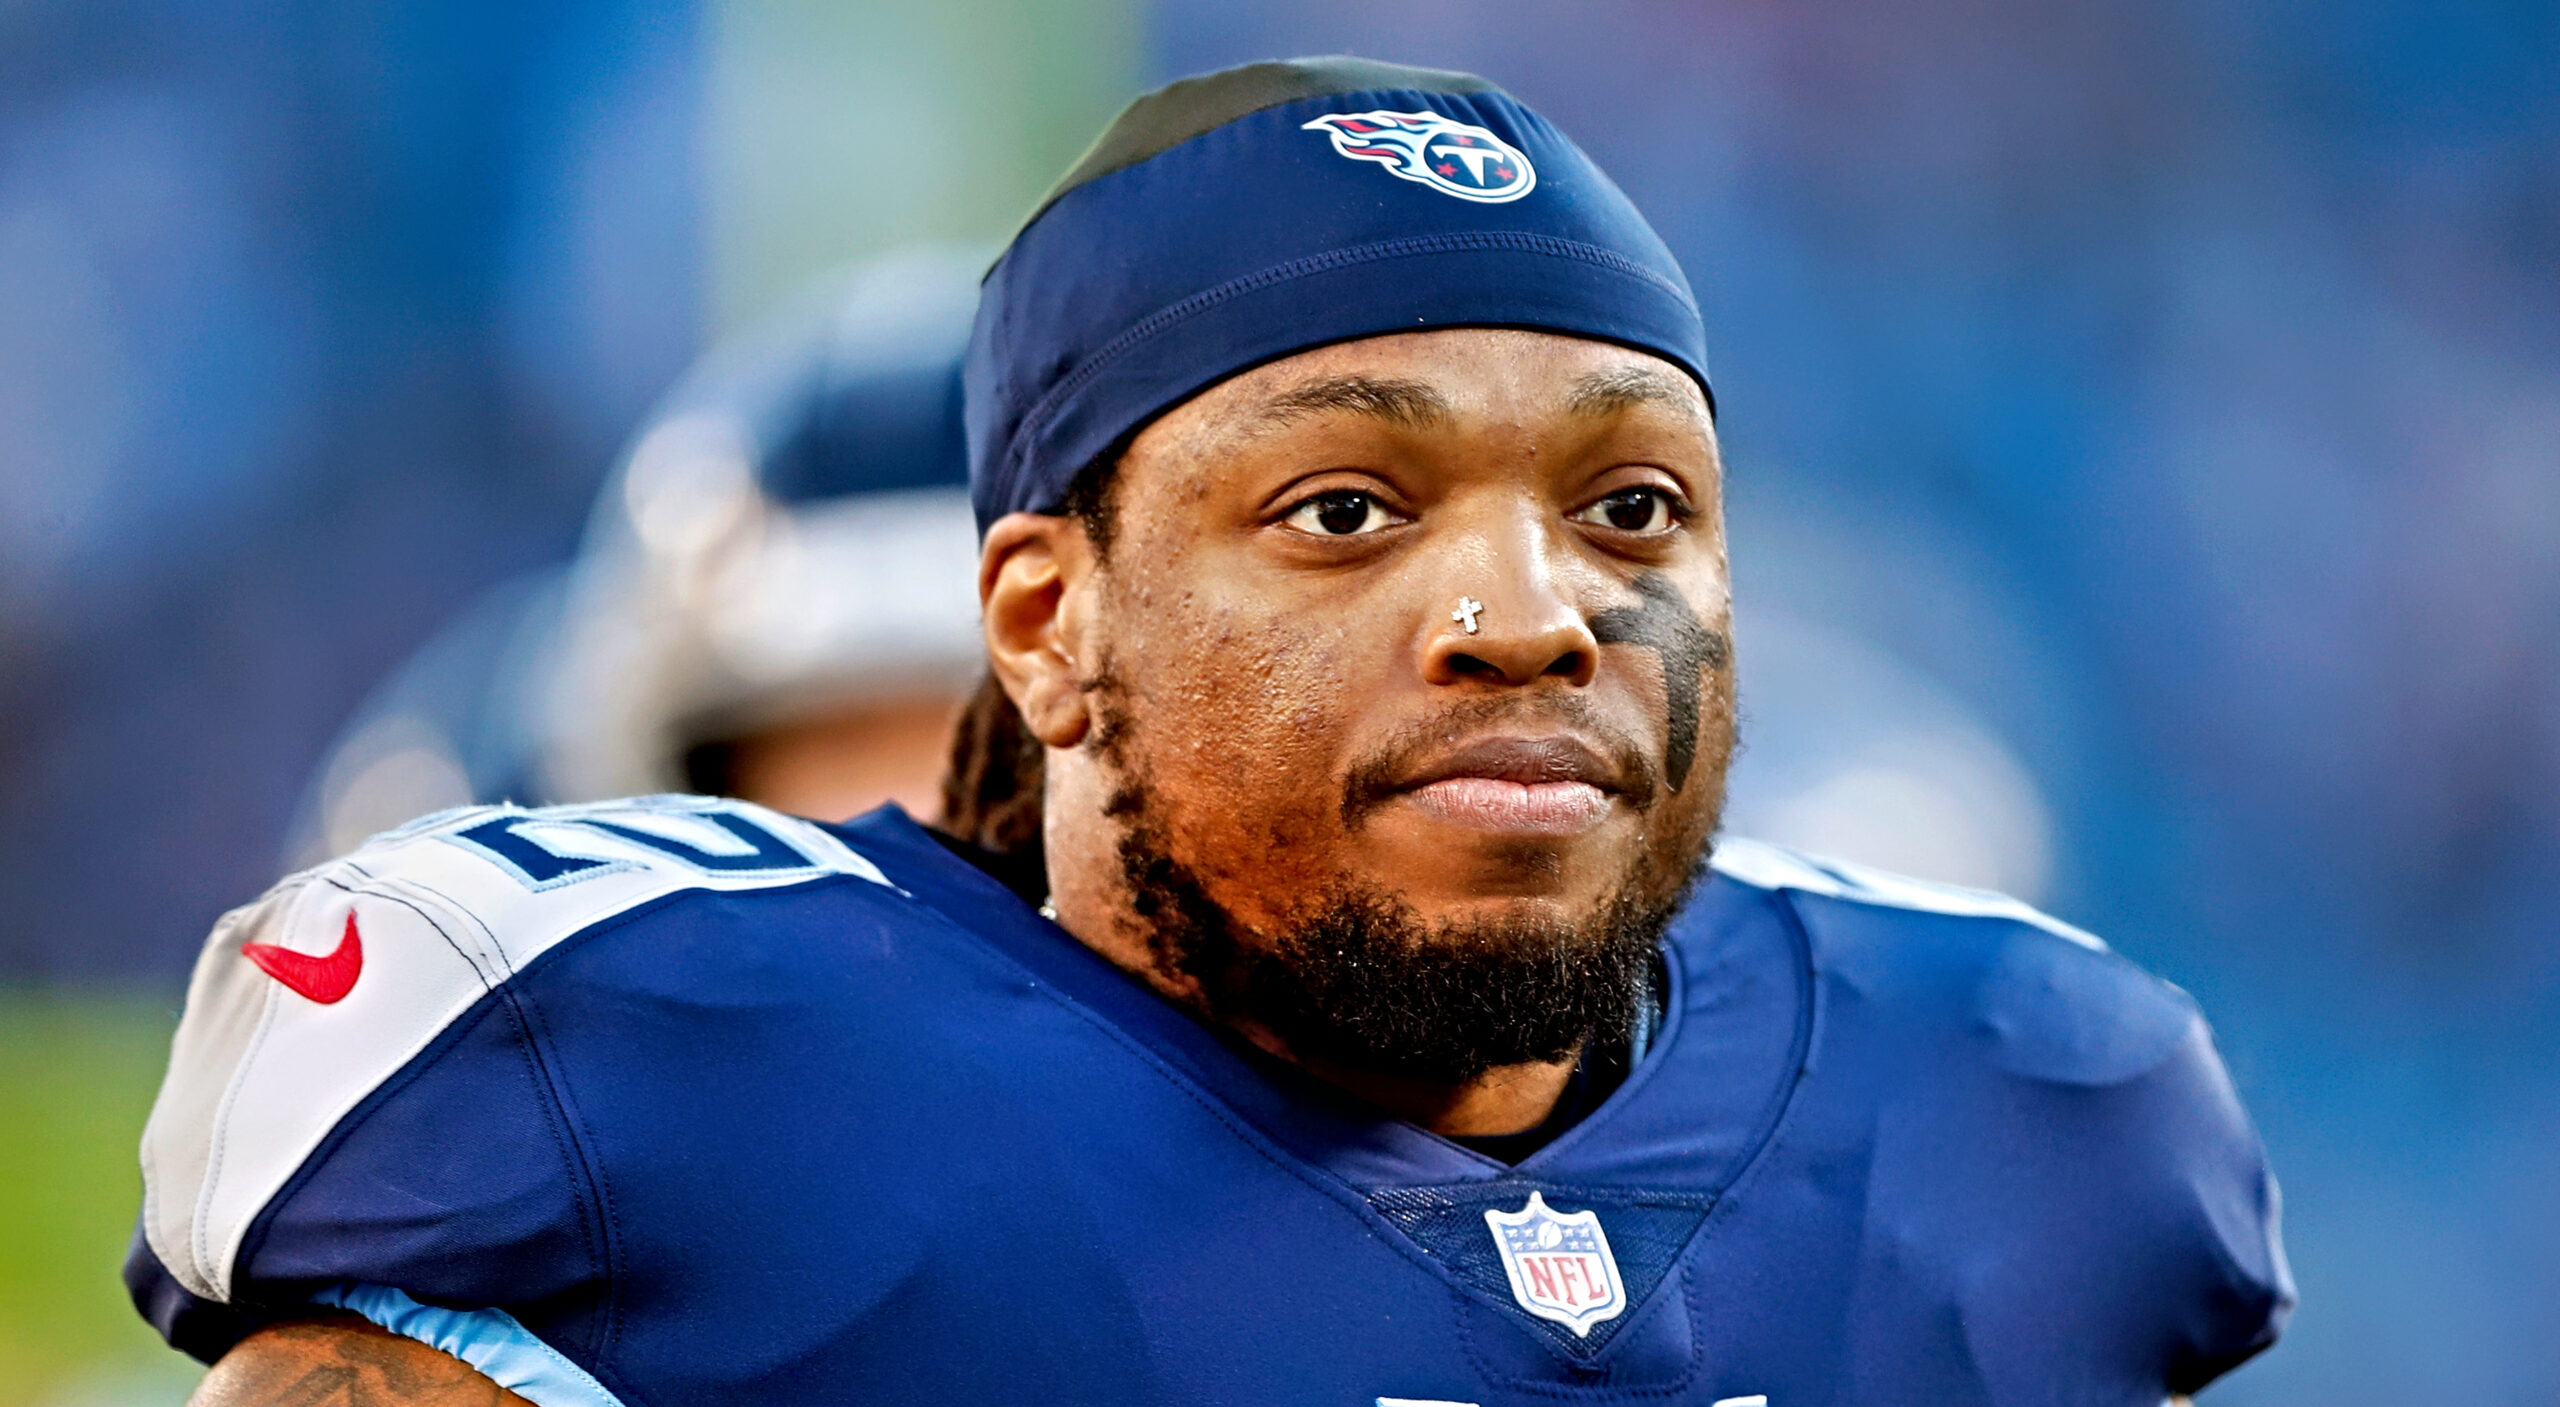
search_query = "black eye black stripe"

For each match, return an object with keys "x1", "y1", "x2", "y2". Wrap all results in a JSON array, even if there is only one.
[{"x1": 1588, "y1": 570, "x2": 1730, "y2": 792}]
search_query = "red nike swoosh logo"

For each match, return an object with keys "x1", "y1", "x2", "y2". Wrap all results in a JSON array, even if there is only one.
[{"x1": 242, "y1": 913, "x2": 364, "y2": 1004}]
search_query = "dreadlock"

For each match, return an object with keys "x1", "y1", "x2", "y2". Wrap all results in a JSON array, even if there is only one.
[{"x1": 938, "y1": 672, "x2": 1048, "y2": 855}]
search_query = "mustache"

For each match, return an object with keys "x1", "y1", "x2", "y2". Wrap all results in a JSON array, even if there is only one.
[{"x1": 1338, "y1": 693, "x2": 1664, "y2": 828}]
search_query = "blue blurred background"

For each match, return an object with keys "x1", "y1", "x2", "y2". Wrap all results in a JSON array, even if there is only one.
[{"x1": 2, "y1": 1, "x2": 2555, "y2": 1402}]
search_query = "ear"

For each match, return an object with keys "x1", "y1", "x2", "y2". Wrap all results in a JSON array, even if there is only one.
[{"x1": 980, "y1": 512, "x2": 1098, "y2": 750}]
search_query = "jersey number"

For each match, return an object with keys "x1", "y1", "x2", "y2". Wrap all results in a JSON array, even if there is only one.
[{"x1": 453, "y1": 809, "x2": 813, "y2": 889}]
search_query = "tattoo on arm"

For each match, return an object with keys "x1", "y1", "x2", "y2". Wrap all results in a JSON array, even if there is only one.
[
  {"x1": 188, "y1": 1313, "x2": 533, "y2": 1407},
  {"x1": 1589, "y1": 570, "x2": 1729, "y2": 793}
]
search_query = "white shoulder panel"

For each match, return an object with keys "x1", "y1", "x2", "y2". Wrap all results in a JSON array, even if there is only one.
[
  {"x1": 1708, "y1": 835, "x2": 2105, "y2": 952},
  {"x1": 139, "y1": 796, "x2": 890, "y2": 1303}
]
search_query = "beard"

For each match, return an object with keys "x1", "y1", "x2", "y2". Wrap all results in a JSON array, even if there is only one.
[{"x1": 1094, "y1": 687, "x2": 1722, "y2": 1087}]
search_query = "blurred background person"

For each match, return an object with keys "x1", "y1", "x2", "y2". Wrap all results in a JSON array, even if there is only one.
[
  {"x1": 283, "y1": 244, "x2": 987, "y2": 871},
  {"x1": 2, "y1": 2, "x2": 2556, "y2": 1405}
]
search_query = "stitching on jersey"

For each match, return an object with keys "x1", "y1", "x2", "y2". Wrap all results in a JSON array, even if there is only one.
[
  {"x1": 1039, "y1": 976, "x2": 1422, "y2": 1249},
  {"x1": 194, "y1": 905, "x2": 291, "y2": 1297},
  {"x1": 379, "y1": 865, "x2": 624, "y2": 1349},
  {"x1": 418, "y1": 882, "x2": 640, "y2": 1364},
  {"x1": 492, "y1": 984, "x2": 611, "y2": 1354},
  {"x1": 886, "y1": 890, "x2": 1455, "y2": 1280},
  {"x1": 342, "y1": 874, "x2": 502, "y2": 986},
  {"x1": 501, "y1": 975, "x2": 626, "y2": 1364},
  {"x1": 1670, "y1": 886, "x2": 1825, "y2": 1256},
  {"x1": 371, "y1": 873, "x2": 511, "y2": 989},
  {"x1": 1717, "y1": 886, "x2": 1822, "y2": 1206},
  {"x1": 152, "y1": 897, "x2": 240, "y2": 1293}
]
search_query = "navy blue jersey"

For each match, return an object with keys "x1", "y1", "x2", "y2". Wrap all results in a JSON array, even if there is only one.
[{"x1": 130, "y1": 796, "x2": 2289, "y2": 1406}]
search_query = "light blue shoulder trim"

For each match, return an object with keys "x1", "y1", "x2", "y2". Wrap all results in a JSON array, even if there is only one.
[
  {"x1": 313, "y1": 1284, "x2": 625, "y2": 1407},
  {"x1": 1709, "y1": 835, "x2": 2106, "y2": 952}
]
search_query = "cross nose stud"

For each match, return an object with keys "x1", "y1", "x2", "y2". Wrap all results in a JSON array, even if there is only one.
[{"x1": 1452, "y1": 596, "x2": 1484, "y2": 634}]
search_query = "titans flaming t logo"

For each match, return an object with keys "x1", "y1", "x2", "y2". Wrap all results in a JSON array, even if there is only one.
[{"x1": 1302, "y1": 109, "x2": 1538, "y2": 203}]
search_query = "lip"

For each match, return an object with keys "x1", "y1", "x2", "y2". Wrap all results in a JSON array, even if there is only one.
[{"x1": 1391, "y1": 735, "x2": 1623, "y2": 836}]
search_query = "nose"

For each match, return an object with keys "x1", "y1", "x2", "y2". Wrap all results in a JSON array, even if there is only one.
[{"x1": 1421, "y1": 524, "x2": 1599, "y2": 689}]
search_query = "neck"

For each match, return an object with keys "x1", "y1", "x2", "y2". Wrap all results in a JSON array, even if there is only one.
[{"x1": 1252, "y1": 1034, "x2": 1582, "y2": 1137}]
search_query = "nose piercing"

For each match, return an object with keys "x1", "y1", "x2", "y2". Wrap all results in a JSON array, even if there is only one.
[{"x1": 1452, "y1": 596, "x2": 1484, "y2": 634}]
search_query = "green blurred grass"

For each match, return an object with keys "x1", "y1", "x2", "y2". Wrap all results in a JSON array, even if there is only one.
[{"x1": 0, "y1": 992, "x2": 201, "y2": 1407}]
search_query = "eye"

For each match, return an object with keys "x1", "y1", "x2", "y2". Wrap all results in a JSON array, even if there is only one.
[
  {"x1": 1572, "y1": 487, "x2": 1683, "y2": 534},
  {"x1": 1281, "y1": 489, "x2": 1401, "y2": 537}
]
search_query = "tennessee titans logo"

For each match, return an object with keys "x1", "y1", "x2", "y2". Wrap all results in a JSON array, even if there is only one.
[
  {"x1": 1482, "y1": 1191, "x2": 1626, "y2": 1336},
  {"x1": 1302, "y1": 109, "x2": 1537, "y2": 203}
]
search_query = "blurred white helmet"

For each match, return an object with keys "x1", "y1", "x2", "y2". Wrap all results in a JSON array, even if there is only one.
[{"x1": 284, "y1": 245, "x2": 988, "y2": 870}]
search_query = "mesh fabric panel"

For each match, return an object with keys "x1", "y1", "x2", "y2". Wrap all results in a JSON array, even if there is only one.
[{"x1": 1364, "y1": 1181, "x2": 1711, "y2": 1357}]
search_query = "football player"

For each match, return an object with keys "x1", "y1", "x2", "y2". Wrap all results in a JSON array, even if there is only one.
[
  {"x1": 132, "y1": 58, "x2": 2290, "y2": 1407},
  {"x1": 281, "y1": 244, "x2": 985, "y2": 870}
]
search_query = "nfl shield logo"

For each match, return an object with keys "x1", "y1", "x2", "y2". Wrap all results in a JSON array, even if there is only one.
[
  {"x1": 1301, "y1": 110, "x2": 1538, "y2": 203},
  {"x1": 1481, "y1": 1191, "x2": 1626, "y2": 1336}
]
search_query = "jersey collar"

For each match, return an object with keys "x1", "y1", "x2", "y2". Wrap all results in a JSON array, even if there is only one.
[{"x1": 823, "y1": 804, "x2": 1807, "y2": 1198}]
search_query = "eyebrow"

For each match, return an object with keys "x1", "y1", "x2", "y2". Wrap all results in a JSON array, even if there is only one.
[
  {"x1": 1567, "y1": 364, "x2": 1702, "y2": 419},
  {"x1": 1251, "y1": 374, "x2": 1453, "y2": 431}
]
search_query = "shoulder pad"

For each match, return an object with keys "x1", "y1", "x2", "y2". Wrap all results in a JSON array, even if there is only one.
[
  {"x1": 139, "y1": 796, "x2": 890, "y2": 1303},
  {"x1": 1709, "y1": 835, "x2": 2105, "y2": 951},
  {"x1": 1712, "y1": 836, "x2": 2202, "y2": 1086}
]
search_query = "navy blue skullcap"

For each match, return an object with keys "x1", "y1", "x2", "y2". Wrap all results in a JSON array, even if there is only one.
[{"x1": 965, "y1": 56, "x2": 1712, "y2": 533}]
